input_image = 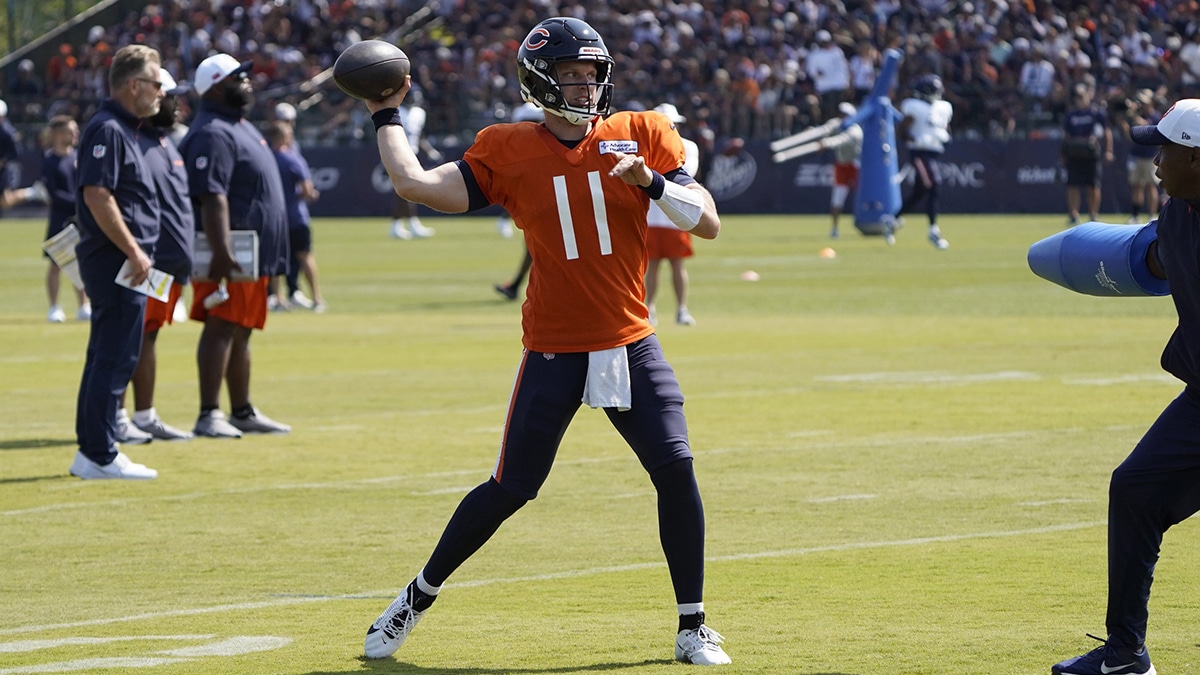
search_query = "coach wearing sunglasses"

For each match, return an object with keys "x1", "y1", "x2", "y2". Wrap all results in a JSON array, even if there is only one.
[{"x1": 69, "y1": 44, "x2": 165, "y2": 480}]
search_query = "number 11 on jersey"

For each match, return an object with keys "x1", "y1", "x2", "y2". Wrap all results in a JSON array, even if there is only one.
[{"x1": 554, "y1": 171, "x2": 613, "y2": 260}]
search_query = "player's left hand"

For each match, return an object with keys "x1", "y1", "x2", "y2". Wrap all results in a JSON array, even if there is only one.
[{"x1": 608, "y1": 151, "x2": 653, "y2": 188}]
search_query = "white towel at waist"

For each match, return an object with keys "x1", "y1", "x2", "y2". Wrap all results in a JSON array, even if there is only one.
[{"x1": 582, "y1": 346, "x2": 631, "y2": 411}]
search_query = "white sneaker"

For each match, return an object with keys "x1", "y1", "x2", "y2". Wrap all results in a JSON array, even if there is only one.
[
  {"x1": 229, "y1": 407, "x2": 291, "y2": 434},
  {"x1": 390, "y1": 222, "x2": 413, "y2": 240},
  {"x1": 48, "y1": 306, "x2": 66, "y2": 323},
  {"x1": 676, "y1": 309, "x2": 696, "y2": 326},
  {"x1": 193, "y1": 410, "x2": 243, "y2": 438},
  {"x1": 116, "y1": 413, "x2": 154, "y2": 445},
  {"x1": 928, "y1": 231, "x2": 949, "y2": 250},
  {"x1": 69, "y1": 450, "x2": 157, "y2": 480},
  {"x1": 290, "y1": 290, "x2": 315, "y2": 310},
  {"x1": 365, "y1": 584, "x2": 427, "y2": 659},
  {"x1": 25, "y1": 181, "x2": 48, "y2": 203},
  {"x1": 675, "y1": 625, "x2": 732, "y2": 666},
  {"x1": 408, "y1": 220, "x2": 435, "y2": 238},
  {"x1": 267, "y1": 294, "x2": 291, "y2": 312},
  {"x1": 134, "y1": 415, "x2": 193, "y2": 441},
  {"x1": 76, "y1": 304, "x2": 92, "y2": 321}
]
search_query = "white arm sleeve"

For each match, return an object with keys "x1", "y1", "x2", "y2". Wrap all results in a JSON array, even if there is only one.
[{"x1": 654, "y1": 180, "x2": 705, "y2": 232}]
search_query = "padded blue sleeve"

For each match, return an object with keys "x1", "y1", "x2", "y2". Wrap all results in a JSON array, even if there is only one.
[{"x1": 1027, "y1": 220, "x2": 1169, "y2": 297}]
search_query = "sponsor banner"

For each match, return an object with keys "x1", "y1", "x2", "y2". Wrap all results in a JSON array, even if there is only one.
[{"x1": 10, "y1": 140, "x2": 1141, "y2": 218}]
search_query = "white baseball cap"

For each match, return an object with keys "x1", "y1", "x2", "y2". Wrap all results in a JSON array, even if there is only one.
[
  {"x1": 653, "y1": 103, "x2": 685, "y2": 123},
  {"x1": 159, "y1": 68, "x2": 188, "y2": 96},
  {"x1": 816, "y1": 29, "x2": 832, "y2": 42},
  {"x1": 274, "y1": 102, "x2": 297, "y2": 121},
  {"x1": 838, "y1": 102, "x2": 857, "y2": 117},
  {"x1": 1131, "y1": 99, "x2": 1200, "y2": 148},
  {"x1": 194, "y1": 53, "x2": 251, "y2": 96}
]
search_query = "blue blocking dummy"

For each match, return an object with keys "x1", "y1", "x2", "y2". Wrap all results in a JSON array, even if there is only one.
[
  {"x1": 1027, "y1": 221, "x2": 1169, "y2": 297},
  {"x1": 840, "y1": 48, "x2": 904, "y2": 235}
]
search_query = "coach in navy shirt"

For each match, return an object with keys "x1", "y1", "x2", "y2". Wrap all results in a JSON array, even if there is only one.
[
  {"x1": 68, "y1": 45, "x2": 164, "y2": 480},
  {"x1": 180, "y1": 53, "x2": 291, "y2": 438},
  {"x1": 118, "y1": 67, "x2": 196, "y2": 443}
]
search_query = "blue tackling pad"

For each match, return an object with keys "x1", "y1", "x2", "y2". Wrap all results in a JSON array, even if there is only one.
[{"x1": 1027, "y1": 220, "x2": 1169, "y2": 297}]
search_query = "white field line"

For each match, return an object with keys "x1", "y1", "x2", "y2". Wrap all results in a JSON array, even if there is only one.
[{"x1": 0, "y1": 520, "x2": 1102, "y2": 637}]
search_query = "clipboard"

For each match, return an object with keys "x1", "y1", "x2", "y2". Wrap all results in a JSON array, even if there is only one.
[{"x1": 192, "y1": 231, "x2": 259, "y2": 282}]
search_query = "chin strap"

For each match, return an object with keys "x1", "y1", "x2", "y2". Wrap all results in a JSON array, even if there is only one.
[{"x1": 655, "y1": 179, "x2": 704, "y2": 232}]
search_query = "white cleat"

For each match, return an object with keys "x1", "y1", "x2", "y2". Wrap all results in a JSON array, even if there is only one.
[
  {"x1": 47, "y1": 306, "x2": 66, "y2": 323},
  {"x1": 408, "y1": 220, "x2": 436, "y2": 238},
  {"x1": 390, "y1": 222, "x2": 413, "y2": 240},
  {"x1": 69, "y1": 451, "x2": 157, "y2": 480},
  {"x1": 289, "y1": 290, "x2": 315, "y2": 310},
  {"x1": 365, "y1": 584, "x2": 427, "y2": 659},
  {"x1": 675, "y1": 625, "x2": 731, "y2": 666}
]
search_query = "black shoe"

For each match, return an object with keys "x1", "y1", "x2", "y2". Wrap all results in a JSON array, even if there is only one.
[{"x1": 494, "y1": 283, "x2": 517, "y2": 300}]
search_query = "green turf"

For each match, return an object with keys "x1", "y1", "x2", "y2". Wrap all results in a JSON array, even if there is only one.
[{"x1": 2, "y1": 214, "x2": 1198, "y2": 674}]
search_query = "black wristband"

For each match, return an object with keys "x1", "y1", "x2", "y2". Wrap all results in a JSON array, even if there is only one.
[
  {"x1": 639, "y1": 170, "x2": 666, "y2": 200},
  {"x1": 372, "y1": 108, "x2": 404, "y2": 132}
]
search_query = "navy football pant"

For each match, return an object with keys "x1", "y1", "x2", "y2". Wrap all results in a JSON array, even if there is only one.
[
  {"x1": 75, "y1": 255, "x2": 146, "y2": 464},
  {"x1": 423, "y1": 335, "x2": 706, "y2": 604},
  {"x1": 898, "y1": 151, "x2": 942, "y2": 225},
  {"x1": 1107, "y1": 387, "x2": 1200, "y2": 648}
]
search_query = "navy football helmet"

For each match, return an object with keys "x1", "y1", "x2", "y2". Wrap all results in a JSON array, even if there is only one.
[
  {"x1": 912, "y1": 74, "x2": 944, "y2": 101},
  {"x1": 517, "y1": 17, "x2": 614, "y2": 125}
]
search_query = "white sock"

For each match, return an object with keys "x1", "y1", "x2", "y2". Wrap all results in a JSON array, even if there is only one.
[
  {"x1": 677, "y1": 602, "x2": 704, "y2": 617},
  {"x1": 930, "y1": 225, "x2": 942, "y2": 237},
  {"x1": 117, "y1": 407, "x2": 130, "y2": 422},
  {"x1": 415, "y1": 569, "x2": 441, "y2": 596},
  {"x1": 133, "y1": 408, "x2": 157, "y2": 426}
]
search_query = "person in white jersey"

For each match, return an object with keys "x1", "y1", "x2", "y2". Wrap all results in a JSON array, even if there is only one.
[
  {"x1": 645, "y1": 103, "x2": 701, "y2": 326},
  {"x1": 893, "y1": 74, "x2": 953, "y2": 249}
]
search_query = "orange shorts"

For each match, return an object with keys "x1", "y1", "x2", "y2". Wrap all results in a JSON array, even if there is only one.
[
  {"x1": 646, "y1": 227, "x2": 693, "y2": 260},
  {"x1": 834, "y1": 162, "x2": 860, "y2": 188},
  {"x1": 190, "y1": 277, "x2": 270, "y2": 330},
  {"x1": 144, "y1": 281, "x2": 185, "y2": 333}
]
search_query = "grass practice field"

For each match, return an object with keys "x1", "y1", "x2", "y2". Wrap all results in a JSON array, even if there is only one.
[{"x1": 1, "y1": 213, "x2": 1197, "y2": 675}]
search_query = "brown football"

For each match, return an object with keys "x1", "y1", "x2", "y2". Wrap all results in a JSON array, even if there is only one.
[{"x1": 333, "y1": 40, "x2": 410, "y2": 101}]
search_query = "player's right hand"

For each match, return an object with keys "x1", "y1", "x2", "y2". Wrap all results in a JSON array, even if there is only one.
[
  {"x1": 207, "y1": 250, "x2": 242, "y2": 284},
  {"x1": 123, "y1": 247, "x2": 154, "y2": 287},
  {"x1": 366, "y1": 76, "x2": 411, "y2": 113}
]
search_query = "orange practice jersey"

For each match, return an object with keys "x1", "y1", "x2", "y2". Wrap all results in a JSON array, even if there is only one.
[{"x1": 464, "y1": 111, "x2": 687, "y2": 353}]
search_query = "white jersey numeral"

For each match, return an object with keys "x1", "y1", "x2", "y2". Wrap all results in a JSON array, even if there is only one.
[{"x1": 553, "y1": 171, "x2": 612, "y2": 260}]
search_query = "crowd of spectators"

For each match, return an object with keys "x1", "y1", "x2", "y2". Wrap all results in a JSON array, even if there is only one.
[{"x1": 3, "y1": 0, "x2": 1200, "y2": 151}]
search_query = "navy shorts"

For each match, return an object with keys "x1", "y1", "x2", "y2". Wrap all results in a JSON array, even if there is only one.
[
  {"x1": 1065, "y1": 157, "x2": 1101, "y2": 187},
  {"x1": 494, "y1": 334, "x2": 692, "y2": 499},
  {"x1": 289, "y1": 225, "x2": 312, "y2": 254}
]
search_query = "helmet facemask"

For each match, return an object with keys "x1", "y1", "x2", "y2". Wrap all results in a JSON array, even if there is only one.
[
  {"x1": 517, "y1": 17, "x2": 615, "y2": 126},
  {"x1": 520, "y1": 58, "x2": 613, "y2": 125}
]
